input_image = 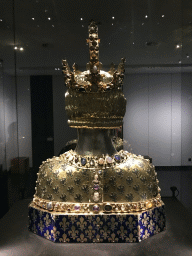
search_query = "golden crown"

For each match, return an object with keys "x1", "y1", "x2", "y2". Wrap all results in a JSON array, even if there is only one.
[{"x1": 62, "y1": 20, "x2": 126, "y2": 92}]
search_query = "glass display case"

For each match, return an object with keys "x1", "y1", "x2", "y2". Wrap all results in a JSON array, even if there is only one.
[{"x1": 0, "y1": 0, "x2": 192, "y2": 218}]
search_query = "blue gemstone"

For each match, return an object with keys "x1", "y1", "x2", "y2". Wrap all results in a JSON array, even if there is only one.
[
  {"x1": 93, "y1": 205, "x2": 100, "y2": 212},
  {"x1": 93, "y1": 184, "x2": 99, "y2": 190},
  {"x1": 81, "y1": 158, "x2": 87, "y2": 166},
  {"x1": 114, "y1": 155, "x2": 121, "y2": 161}
]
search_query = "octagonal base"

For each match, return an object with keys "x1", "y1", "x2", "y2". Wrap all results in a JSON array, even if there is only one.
[{"x1": 28, "y1": 202, "x2": 166, "y2": 243}]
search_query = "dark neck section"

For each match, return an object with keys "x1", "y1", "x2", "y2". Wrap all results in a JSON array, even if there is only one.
[{"x1": 75, "y1": 128, "x2": 116, "y2": 156}]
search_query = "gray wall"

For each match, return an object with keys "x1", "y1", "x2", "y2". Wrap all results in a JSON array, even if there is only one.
[
  {"x1": 1, "y1": 75, "x2": 18, "y2": 171},
  {"x1": 17, "y1": 76, "x2": 32, "y2": 167},
  {"x1": 181, "y1": 73, "x2": 192, "y2": 165},
  {"x1": 123, "y1": 72, "x2": 192, "y2": 166},
  {"x1": 123, "y1": 72, "x2": 192, "y2": 211}
]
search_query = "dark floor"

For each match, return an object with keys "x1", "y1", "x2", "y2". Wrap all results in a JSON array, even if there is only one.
[
  {"x1": 0, "y1": 167, "x2": 37, "y2": 219},
  {"x1": 0, "y1": 197, "x2": 192, "y2": 256}
]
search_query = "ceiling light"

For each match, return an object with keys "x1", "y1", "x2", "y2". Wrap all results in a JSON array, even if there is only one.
[
  {"x1": 14, "y1": 46, "x2": 18, "y2": 50},
  {"x1": 20, "y1": 47, "x2": 24, "y2": 51},
  {"x1": 0, "y1": 19, "x2": 2, "y2": 22},
  {"x1": 48, "y1": 17, "x2": 51, "y2": 20},
  {"x1": 52, "y1": 25, "x2": 54, "y2": 27},
  {"x1": 142, "y1": 23, "x2": 144, "y2": 25},
  {"x1": 176, "y1": 44, "x2": 181, "y2": 49},
  {"x1": 133, "y1": 42, "x2": 135, "y2": 45},
  {"x1": 80, "y1": 18, "x2": 83, "y2": 21},
  {"x1": 162, "y1": 15, "x2": 165, "y2": 17},
  {"x1": 112, "y1": 17, "x2": 115, "y2": 19},
  {"x1": 145, "y1": 15, "x2": 148, "y2": 18},
  {"x1": 45, "y1": 10, "x2": 48, "y2": 12},
  {"x1": 187, "y1": 55, "x2": 189, "y2": 58},
  {"x1": 32, "y1": 18, "x2": 35, "y2": 20},
  {"x1": 58, "y1": 68, "x2": 60, "y2": 70},
  {"x1": 179, "y1": 60, "x2": 181, "y2": 63},
  {"x1": 55, "y1": 68, "x2": 57, "y2": 70},
  {"x1": 112, "y1": 23, "x2": 113, "y2": 26},
  {"x1": 109, "y1": 43, "x2": 110, "y2": 45},
  {"x1": 82, "y1": 25, "x2": 84, "y2": 27}
]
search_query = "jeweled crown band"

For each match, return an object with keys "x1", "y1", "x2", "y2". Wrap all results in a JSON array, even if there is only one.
[
  {"x1": 32, "y1": 194, "x2": 163, "y2": 214},
  {"x1": 65, "y1": 88, "x2": 126, "y2": 129}
]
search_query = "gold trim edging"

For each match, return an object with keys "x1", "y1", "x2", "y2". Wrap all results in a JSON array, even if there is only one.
[{"x1": 32, "y1": 194, "x2": 163, "y2": 214}]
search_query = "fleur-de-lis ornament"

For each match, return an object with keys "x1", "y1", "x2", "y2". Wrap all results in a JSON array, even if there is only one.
[
  {"x1": 77, "y1": 233, "x2": 87, "y2": 242},
  {"x1": 68, "y1": 226, "x2": 79, "y2": 240},
  {"x1": 44, "y1": 229, "x2": 51, "y2": 240}
]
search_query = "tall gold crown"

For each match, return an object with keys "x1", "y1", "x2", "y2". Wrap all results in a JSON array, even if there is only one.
[
  {"x1": 62, "y1": 21, "x2": 127, "y2": 129},
  {"x1": 62, "y1": 20, "x2": 126, "y2": 92}
]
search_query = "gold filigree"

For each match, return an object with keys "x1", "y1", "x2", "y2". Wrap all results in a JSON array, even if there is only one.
[
  {"x1": 59, "y1": 233, "x2": 70, "y2": 243},
  {"x1": 93, "y1": 234, "x2": 103, "y2": 243},
  {"x1": 38, "y1": 220, "x2": 45, "y2": 233},
  {"x1": 62, "y1": 21, "x2": 125, "y2": 93},
  {"x1": 51, "y1": 226, "x2": 60, "y2": 240},
  {"x1": 34, "y1": 148, "x2": 162, "y2": 208},
  {"x1": 125, "y1": 216, "x2": 136, "y2": 232},
  {"x1": 117, "y1": 215, "x2": 126, "y2": 225},
  {"x1": 76, "y1": 216, "x2": 87, "y2": 231},
  {"x1": 85, "y1": 225, "x2": 96, "y2": 240},
  {"x1": 63, "y1": 21, "x2": 126, "y2": 129},
  {"x1": 142, "y1": 214, "x2": 149, "y2": 227},
  {"x1": 154, "y1": 224, "x2": 160, "y2": 234},
  {"x1": 93, "y1": 217, "x2": 103, "y2": 228},
  {"x1": 125, "y1": 233, "x2": 136, "y2": 243},
  {"x1": 70, "y1": 216, "x2": 77, "y2": 224},
  {"x1": 100, "y1": 225, "x2": 110, "y2": 240},
  {"x1": 68, "y1": 226, "x2": 79, "y2": 240},
  {"x1": 117, "y1": 226, "x2": 128, "y2": 240},
  {"x1": 32, "y1": 223, "x2": 37, "y2": 234},
  {"x1": 31, "y1": 209, "x2": 37, "y2": 222},
  {"x1": 77, "y1": 233, "x2": 88, "y2": 242},
  {"x1": 108, "y1": 233, "x2": 119, "y2": 242},
  {"x1": 154, "y1": 208, "x2": 161, "y2": 221},
  {"x1": 39, "y1": 210, "x2": 43, "y2": 219},
  {"x1": 59, "y1": 217, "x2": 69, "y2": 232},
  {"x1": 142, "y1": 229, "x2": 150, "y2": 240},
  {"x1": 108, "y1": 217, "x2": 118, "y2": 231},
  {"x1": 44, "y1": 213, "x2": 51, "y2": 227},
  {"x1": 44, "y1": 230, "x2": 51, "y2": 240},
  {"x1": 148, "y1": 219, "x2": 155, "y2": 232}
]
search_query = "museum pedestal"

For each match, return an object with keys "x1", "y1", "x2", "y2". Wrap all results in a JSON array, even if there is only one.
[
  {"x1": 28, "y1": 202, "x2": 165, "y2": 243},
  {"x1": 0, "y1": 198, "x2": 191, "y2": 256}
]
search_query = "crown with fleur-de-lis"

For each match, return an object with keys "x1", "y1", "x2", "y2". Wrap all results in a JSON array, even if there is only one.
[{"x1": 62, "y1": 20, "x2": 126, "y2": 92}]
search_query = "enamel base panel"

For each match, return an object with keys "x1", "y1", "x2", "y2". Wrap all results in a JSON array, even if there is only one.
[{"x1": 28, "y1": 203, "x2": 166, "y2": 243}]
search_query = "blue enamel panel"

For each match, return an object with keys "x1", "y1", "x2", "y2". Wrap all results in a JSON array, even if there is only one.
[{"x1": 28, "y1": 205, "x2": 166, "y2": 243}]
